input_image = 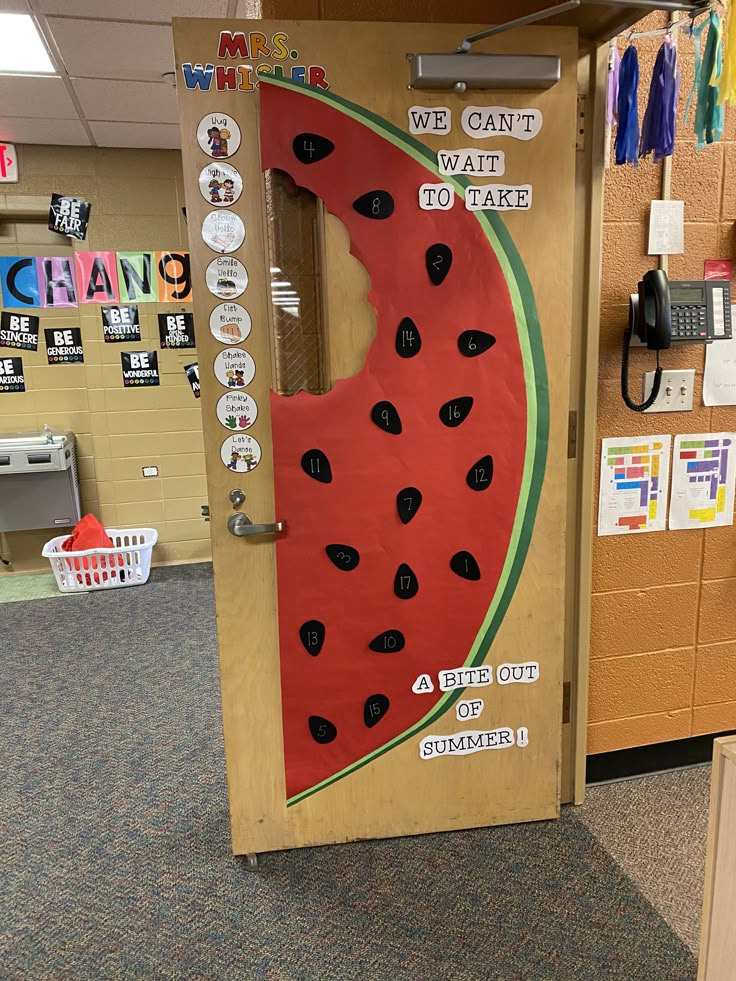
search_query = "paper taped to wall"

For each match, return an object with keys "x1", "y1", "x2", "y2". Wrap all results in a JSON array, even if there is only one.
[
  {"x1": 704, "y1": 308, "x2": 736, "y2": 405},
  {"x1": 598, "y1": 435, "x2": 671, "y2": 535},
  {"x1": 669, "y1": 433, "x2": 736, "y2": 530},
  {"x1": 647, "y1": 200, "x2": 684, "y2": 255}
]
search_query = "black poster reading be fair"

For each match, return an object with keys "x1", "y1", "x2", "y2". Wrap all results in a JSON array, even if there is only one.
[
  {"x1": 0, "y1": 355, "x2": 25, "y2": 392},
  {"x1": 158, "y1": 312, "x2": 195, "y2": 349},
  {"x1": 121, "y1": 350, "x2": 159, "y2": 387},
  {"x1": 48, "y1": 193, "x2": 91, "y2": 241},
  {"x1": 45, "y1": 327, "x2": 84, "y2": 364},
  {"x1": 101, "y1": 305, "x2": 140, "y2": 343},
  {"x1": 0, "y1": 311, "x2": 39, "y2": 351}
]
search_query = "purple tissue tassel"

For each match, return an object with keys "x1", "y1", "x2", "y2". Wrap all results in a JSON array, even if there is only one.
[
  {"x1": 616, "y1": 45, "x2": 640, "y2": 166},
  {"x1": 640, "y1": 39, "x2": 679, "y2": 161}
]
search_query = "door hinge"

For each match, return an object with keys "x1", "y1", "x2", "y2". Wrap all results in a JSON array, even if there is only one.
[
  {"x1": 576, "y1": 94, "x2": 586, "y2": 151},
  {"x1": 562, "y1": 681, "x2": 571, "y2": 725},
  {"x1": 567, "y1": 410, "x2": 578, "y2": 459}
]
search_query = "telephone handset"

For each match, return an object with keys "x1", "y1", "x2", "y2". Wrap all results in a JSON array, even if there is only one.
[{"x1": 622, "y1": 270, "x2": 732, "y2": 412}]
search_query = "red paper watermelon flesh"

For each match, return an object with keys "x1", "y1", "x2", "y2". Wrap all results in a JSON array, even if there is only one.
[{"x1": 259, "y1": 78, "x2": 548, "y2": 804}]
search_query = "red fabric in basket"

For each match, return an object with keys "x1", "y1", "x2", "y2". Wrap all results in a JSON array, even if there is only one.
[{"x1": 61, "y1": 514, "x2": 122, "y2": 586}]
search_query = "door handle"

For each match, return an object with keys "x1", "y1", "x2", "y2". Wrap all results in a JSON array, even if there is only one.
[{"x1": 227, "y1": 512, "x2": 285, "y2": 537}]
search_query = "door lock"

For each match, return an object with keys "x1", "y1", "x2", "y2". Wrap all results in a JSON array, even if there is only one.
[
  {"x1": 227, "y1": 512, "x2": 285, "y2": 537},
  {"x1": 229, "y1": 488, "x2": 245, "y2": 509}
]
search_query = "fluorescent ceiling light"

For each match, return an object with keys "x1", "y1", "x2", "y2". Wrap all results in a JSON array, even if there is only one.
[
  {"x1": 271, "y1": 281, "x2": 292, "y2": 288},
  {"x1": 270, "y1": 266, "x2": 281, "y2": 273},
  {"x1": 0, "y1": 15, "x2": 55, "y2": 74}
]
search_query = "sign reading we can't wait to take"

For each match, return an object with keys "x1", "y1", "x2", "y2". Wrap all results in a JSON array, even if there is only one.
[{"x1": 0, "y1": 250, "x2": 191, "y2": 310}]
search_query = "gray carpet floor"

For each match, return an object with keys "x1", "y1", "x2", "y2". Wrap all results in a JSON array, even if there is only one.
[{"x1": 1, "y1": 564, "x2": 702, "y2": 980}]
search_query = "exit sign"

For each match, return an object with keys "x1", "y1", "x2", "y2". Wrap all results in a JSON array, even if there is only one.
[{"x1": 0, "y1": 143, "x2": 18, "y2": 183}]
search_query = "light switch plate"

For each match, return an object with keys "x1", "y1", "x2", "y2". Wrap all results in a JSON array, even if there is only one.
[{"x1": 642, "y1": 369, "x2": 695, "y2": 412}]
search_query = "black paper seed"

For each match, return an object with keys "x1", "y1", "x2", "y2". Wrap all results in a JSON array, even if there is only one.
[
  {"x1": 364, "y1": 694, "x2": 390, "y2": 728},
  {"x1": 309, "y1": 715, "x2": 337, "y2": 744},
  {"x1": 450, "y1": 551, "x2": 481, "y2": 581},
  {"x1": 439, "y1": 397, "x2": 474, "y2": 428},
  {"x1": 353, "y1": 190, "x2": 394, "y2": 220},
  {"x1": 426, "y1": 243, "x2": 452, "y2": 285},
  {"x1": 292, "y1": 133, "x2": 334, "y2": 164},
  {"x1": 299, "y1": 620, "x2": 326, "y2": 656},
  {"x1": 371, "y1": 401, "x2": 402, "y2": 434},
  {"x1": 301, "y1": 448, "x2": 332, "y2": 483},
  {"x1": 395, "y1": 317, "x2": 421, "y2": 358},
  {"x1": 466, "y1": 455, "x2": 494, "y2": 492},
  {"x1": 458, "y1": 331, "x2": 496, "y2": 357},
  {"x1": 397, "y1": 487, "x2": 422, "y2": 524},
  {"x1": 369, "y1": 630, "x2": 405, "y2": 653},
  {"x1": 325, "y1": 543, "x2": 360, "y2": 571},
  {"x1": 394, "y1": 563, "x2": 419, "y2": 599}
]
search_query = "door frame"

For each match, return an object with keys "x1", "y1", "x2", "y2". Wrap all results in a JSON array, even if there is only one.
[{"x1": 562, "y1": 39, "x2": 607, "y2": 804}]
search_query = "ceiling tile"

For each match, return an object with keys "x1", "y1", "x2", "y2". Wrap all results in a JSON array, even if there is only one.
[
  {"x1": 0, "y1": 116, "x2": 90, "y2": 145},
  {"x1": 47, "y1": 18, "x2": 174, "y2": 81},
  {"x1": 88, "y1": 121, "x2": 180, "y2": 149},
  {"x1": 0, "y1": 0, "x2": 30, "y2": 10},
  {"x1": 72, "y1": 78, "x2": 177, "y2": 124},
  {"x1": 0, "y1": 75, "x2": 78, "y2": 119},
  {"x1": 37, "y1": 0, "x2": 227, "y2": 19}
]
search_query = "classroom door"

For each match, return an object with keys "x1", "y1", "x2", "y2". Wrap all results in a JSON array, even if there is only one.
[{"x1": 174, "y1": 17, "x2": 578, "y2": 855}]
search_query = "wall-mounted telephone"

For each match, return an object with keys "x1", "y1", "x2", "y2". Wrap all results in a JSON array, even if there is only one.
[{"x1": 622, "y1": 270, "x2": 732, "y2": 412}]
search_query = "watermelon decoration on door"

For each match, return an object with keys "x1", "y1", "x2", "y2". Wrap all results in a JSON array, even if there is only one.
[{"x1": 259, "y1": 77, "x2": 548, "y2": 805}]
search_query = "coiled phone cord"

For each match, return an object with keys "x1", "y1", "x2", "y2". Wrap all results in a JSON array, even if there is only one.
[{"x1": 621, "y1": 323, "x2": 662, "y2": 412}]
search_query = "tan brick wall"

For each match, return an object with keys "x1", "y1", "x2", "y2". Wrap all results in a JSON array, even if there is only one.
[
  {"x1": 0, "y1": 145, "x2": 211, "y2": 573},
  {"x1": 591, "y1": 12, "x2": 736, "y2": 752}
]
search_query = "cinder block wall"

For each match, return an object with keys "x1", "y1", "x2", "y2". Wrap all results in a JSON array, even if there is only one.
[
  {"x1": 0, "y1": 145, "x2": 211, "y2": 572},
  {"x1": 590, "y1": 12, "x2": 736, "y2": 752}
]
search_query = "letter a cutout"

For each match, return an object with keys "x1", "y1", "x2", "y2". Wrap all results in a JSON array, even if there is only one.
[{"x1": 412, "y1": 673, "x2": 434, "y2": 694}]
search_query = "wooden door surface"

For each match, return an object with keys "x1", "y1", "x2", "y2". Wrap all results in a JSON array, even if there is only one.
[{"x1": 173, "y1": 17, "x2": 577, "y2": 855}]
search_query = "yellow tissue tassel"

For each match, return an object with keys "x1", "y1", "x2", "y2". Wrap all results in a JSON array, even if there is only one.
[{"x1": 718, "y1": 1, "x2": 736, "y2": 104}]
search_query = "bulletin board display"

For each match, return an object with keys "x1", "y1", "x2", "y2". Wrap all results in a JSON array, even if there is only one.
[{"x1": 173, "y1": 17, "x2": 578, "y2": 855}]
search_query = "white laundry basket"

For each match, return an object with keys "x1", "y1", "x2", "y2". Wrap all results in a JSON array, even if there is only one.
[{"x1": 42, "y1": 527, "x2": 158, "y2": 593}]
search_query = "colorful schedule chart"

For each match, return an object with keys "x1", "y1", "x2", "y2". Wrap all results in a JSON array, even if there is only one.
[
  {"x1": 669, "y1": 433, "x2": 736, "y2": 530},
  {"x1": 598, "y1": 435, "x2": 671, "y2": 536}
]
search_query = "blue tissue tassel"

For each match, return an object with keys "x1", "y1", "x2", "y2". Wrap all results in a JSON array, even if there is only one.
[
  {"x1": 616, "y1": 45, "x2": 640, "y2": 165},
  {"x1": 640, "y1": 40, "x2": 679, "y2": 161}
]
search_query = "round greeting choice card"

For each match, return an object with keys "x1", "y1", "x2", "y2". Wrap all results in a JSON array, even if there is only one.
[
  {"x1": 214, "y1": 347, "x2": 256, "y2": 389},
  {"x1": 216, "y1": 390, "x2": 258, "y2": 431},
  {"x1": 196, "y1": 113, "x2": 241, "y2": 159},
  {"x1": 221, "y1": 432, "x2": 262, "y2": 473},
  {"x1": 209, "y1": 302, "x2": 252, "y2": 345},
  {"x1": 202, "y1": 210, "x2": 245, "y2": 254},
  {"x1": 198, "y1": 162, "x2": 243, "y2": 207},
  {"x1": 206, "y1": 257, "x2": 248, "y2": 299}
]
